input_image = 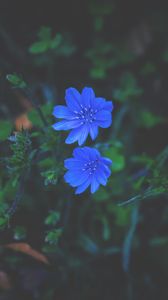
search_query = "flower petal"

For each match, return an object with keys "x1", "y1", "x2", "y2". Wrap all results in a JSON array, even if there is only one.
[
  {"x1": 90, "y1": 177, "x2": 100, "y2": 193},
  {"x1": 64, "y1": 170, "x2": 89, "y2": 187},
  {"x1": 65, "y1": 88, "x2": 81, "y2": 111},
  {"x1": 78, "y1": 126, "x2": 89, "y2": 146},
  {"x1": 85, "y1": 147, "x2": 100, "y2": 161},
  {"x1": 95, "y1": 167, "x2": 107, "y2": 186},
  {"x1": 75, "y1": 178, "x2": 91, "y2": 194},
  {"x1": 94, "y1": 97, "x2": 106, "y2": 110},
  {"x1": 101, "y1": 157, "x2": 112, "y2": 167},
  {"x1": 52, "y1": 105, "x2": 75, "y2": 119},
  {"x1": 81, "y1": 87, "x2": 95, "y2": 108},
  {"x1": 73, "y1": 148, "x2": 89, "y2": 161},
  {"x1": 95, "y1": 111, "x2": 112, "y2": 128},
  {"x1": 100, "y1": 163, "x2": 111, "y2": 177},
  {"x1": 64, "y1": 158, "x2": 84, "y2": 170},
  {"x1": 95, "y1": 110, "x2": 111, "y2": 121},
  {"x1": 52, "y1": 120, "x2": 81, "y2": 131},
  {"x1": 64, "y1": 147, "x2": 112, "y2": 194},
  {"x1": 65, "y1": 126, "x2": 83, "y2": 144},
  {"x1": 103, "y1": 101, "x2": 113, "y2": 112},
  {"x1": 94, "y1": 98, "x2": 113, "y2": 112},
  {"x1": 89, "y1": 123, "x2": 98, "y2": 140}
]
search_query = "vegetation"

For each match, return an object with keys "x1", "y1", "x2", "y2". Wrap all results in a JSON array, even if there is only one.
[{"x1": 0, "y1": 1, "x2": 168, "y2": 299}]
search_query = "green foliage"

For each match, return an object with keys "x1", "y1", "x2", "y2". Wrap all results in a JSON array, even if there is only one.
[
  {"x1": 41, "y1": 169, "x2": 59, "y2": 186},
  {"x1": 113, "y1": 72, "x2": 143, "y2": 102},
  {"x1": 89, "y1": 1, "x2": 115, "y2": 32},
  {"x1": 103, "y1": 143, "x2": 125, "y2": 173},
  {"x1": 1, "y1": 12, "x2": 168, "y2": 298},
  {"x1": 45, "y1": 228, "x2": 63, "y2": 244},
  {"x1": 29, "y1": 26, "x2": 62, "y2": 54},
  {"x1": 149, "y1": 168, "x2": 168, "y2": 192},
  {"x1": 6, "y1": 73, "x2": 27, "y2": 88},
  {"x1": 86, "y1": 42, "x2": 115, "y2": 79},
  {"x1": 107, "y1": 203, "x2": 131, "y2": 227},
  {"x1": 6, "y1": 131, "x2": 33, "y2": 177},
  {"x1": 93, "y1": 187, "x2": 109, "y2": 202},
  {"x1": 140, "y1": 62, "x2": 157, "y2": 75},
  {"x1": 0, "y1": 178, "x2": 18, "y2": 203},
  {"x1": 13, "y1": 226, "x2": 27, "y2": 240},
  {"x1": 45, "y1": 211, "x2": 60, "y2": 226},
  {"x1": 0, "y1": 216, "x2": 8, "y2": 229},
  {"x1": 28, "y1": 103, "x2": 53, "y2": 127},
  {"x1": 131, "y1": 153, "x2": 154, "y2": 166},
  {"x1": 29, "y1": 26, "x2": 75, "y2": 58},
  {"x1": 86, "y1": 42, "x2": 135, "y2": 79},
  {"x1": 0, "y1": 120, "x2": 13, "y2": 141},
  {"x1": 138, "y1": 111, "x2": 165, "y2": 128}
]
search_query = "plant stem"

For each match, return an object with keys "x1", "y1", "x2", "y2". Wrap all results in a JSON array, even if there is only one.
[{"x1": 7, "y1": 173, "x2": 26, "y2": 216}]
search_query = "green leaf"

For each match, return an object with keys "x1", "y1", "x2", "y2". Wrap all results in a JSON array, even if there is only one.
[
  {"x1": 104, "y1": 146, "x2": 125, "y2": 173},
  {"x1": 107, "y1": 204, "x2": 131, "y2": 227},
  {"x1": 29, "y1": 41, "x2": 49, "y2": 54},
  {"x1": 38, "y1": 158, "x2": 54, "y2": 169},
  {"x1": 0, "y1": 120, "x2": 13, "y2": 141},
  {"x1": 0, "y1": 217, "x2": 8, "y2": 228},
  {"x1": 139, "y1": 111, "x2": 165, "y2": 128},
  {"x1": 29, "y1": 26, "x2": 52, "y2": 54},
  {"x1": 6, "y1": 74, "x2": 27, "y2": 88},
  {"x1": 45, "y1": 228, "x2": 63, "y2": 244},
  {"x1": 45, "y1": 211, "x2": 60, "y2": 226},
  {"x1": 0, "y1": 178, "x2": 18, "y2": 203},
  {"x1": 93, "y1": 187, "x2": 109, "y2": 201},
  {"x1": 90, "y1": 67, "x2": 106, "y2": 79},
  {"x1": 41, "y1": 169, "x2": 59, "y2": 186},
  {"x1": 13, "y1": 226, "x2": 26, "y2": 240},
  {"x1": 50, "y1": 33, "x2": 62, "y2": 49}
]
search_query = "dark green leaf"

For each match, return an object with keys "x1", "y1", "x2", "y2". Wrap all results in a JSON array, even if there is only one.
[
  {"x1": 6, "y1": 74, "x2": 27, "y2": 88},
  {"x1": 0, "y1": 120, "x2": 13, "y2": 141}
]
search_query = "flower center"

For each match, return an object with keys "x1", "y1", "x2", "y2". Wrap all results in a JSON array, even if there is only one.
[
  {"x1": 74, "y1": 105, "x2": 97, "y2": 124},
  {"x1": 82, "y1": 159, "x2": 99, "y2": 175}
]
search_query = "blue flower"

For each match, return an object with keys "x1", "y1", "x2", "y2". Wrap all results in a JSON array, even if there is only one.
[
  {"x1": 64, "y1": 147, "x2": 112, "y2": 194},
  {"x1": 52, "y1": 87, "x2": 113, "y2": 145}
]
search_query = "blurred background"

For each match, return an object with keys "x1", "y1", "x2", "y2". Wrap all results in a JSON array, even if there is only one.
[{"x1": 0, "y1": 0, "x2": 168, "y2": 299}]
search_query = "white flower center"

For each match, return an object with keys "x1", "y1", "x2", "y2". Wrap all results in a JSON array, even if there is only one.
[
  {"x1": 82, "y1": 159, "x2": 99, "y2": 174},
  {"x1": 74, "y1": 106, "x2": 97, "y2": 124}
]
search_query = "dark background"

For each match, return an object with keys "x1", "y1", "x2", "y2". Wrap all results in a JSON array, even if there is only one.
[{"x1": 0, "y1": 1, "x2": 168, "y2": 300}]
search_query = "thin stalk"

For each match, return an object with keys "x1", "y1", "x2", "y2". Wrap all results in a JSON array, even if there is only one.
[{"x1": 7, "y1": 173, "x2": 26, "y2": 216}]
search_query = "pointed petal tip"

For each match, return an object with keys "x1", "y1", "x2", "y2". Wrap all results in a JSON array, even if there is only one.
[
  {"x1": 52, "y1": 123, "x2": 60, "y2": 131},
  {"x1": 75, "y1": 189, "x2": 82, "y2": 195},
  {"x1": 78, "y1": 140, "x2": 83, "y2": 146},
  {"x1": 65, "y1": 138, "x2": 73, "y2": 144}
]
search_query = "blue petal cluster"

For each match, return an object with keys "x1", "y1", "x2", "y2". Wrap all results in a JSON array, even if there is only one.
[
  {"x1": 64, "y1": 147, "x2": 112, "y2": 194},
  {"x1": 52, "y1": 87, "x2": 113, "y2": 145}
]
